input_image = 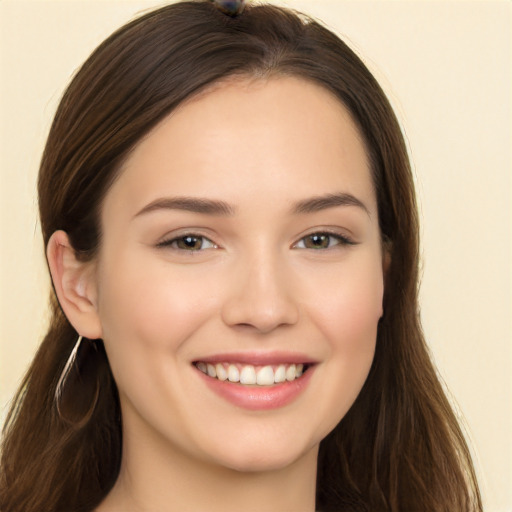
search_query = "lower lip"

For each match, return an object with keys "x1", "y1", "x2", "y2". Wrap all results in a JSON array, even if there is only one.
[{"x1": 196, "y1": 367, "x2": 314, "y2": 411}]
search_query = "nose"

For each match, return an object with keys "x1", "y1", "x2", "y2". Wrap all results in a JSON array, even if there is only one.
[{"x1": 221, "y1": 251, "x2": 299, "y2": 334}]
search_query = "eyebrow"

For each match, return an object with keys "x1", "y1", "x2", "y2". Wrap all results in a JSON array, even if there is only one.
[
  {"x1": 134, "y1": 196, "x2": 236, "y2": 218},
  {"x1": 291, "y1": 193, "x2": 370, "y2": 216},
  {"x1": 134, "y1": 192, "x2": 369, "y2": 218}
]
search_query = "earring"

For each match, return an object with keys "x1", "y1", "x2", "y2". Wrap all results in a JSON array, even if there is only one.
[{"x1": 55, "y1": 335, "x2": 101, "y2": 427}]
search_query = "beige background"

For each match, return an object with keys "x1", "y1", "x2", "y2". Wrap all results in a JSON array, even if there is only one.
[{"x1": 1, "y1": 1, "x2": 510, "y2": 510}]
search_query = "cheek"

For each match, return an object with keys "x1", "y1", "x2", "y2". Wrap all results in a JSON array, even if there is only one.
[
  {"x1": 95, "y1": 252, "x2": 217, "y2": 362},
  {"x1": 310, "y1": 256, "x2": 384, "y2": 348},
  {"x1": 304, "y1": 256, "x2": 383, "y2": 426},
  {"x1": 94, "y1": 254, "x2": 219, "y2": 431},
  {"x1": 319, "y1": 273, "x2": 381, "y2": 372}
]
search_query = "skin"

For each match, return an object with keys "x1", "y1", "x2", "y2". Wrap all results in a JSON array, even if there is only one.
[{"x1": 48, "y1": 76, "x2": 387, "y2": 512}]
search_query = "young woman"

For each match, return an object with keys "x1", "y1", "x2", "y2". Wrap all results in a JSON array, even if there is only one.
[{"x1": 0, "y1": 1, "x2": 482, "y2": 511}]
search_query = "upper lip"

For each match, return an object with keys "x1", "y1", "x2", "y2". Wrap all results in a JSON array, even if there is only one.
[{"x1": 193, "y1": 351, "x2": 318, "y2": 366}]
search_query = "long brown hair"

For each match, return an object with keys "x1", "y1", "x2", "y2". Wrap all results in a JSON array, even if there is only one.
[{"x1": 1, "y1": 2, "x2": 482, "y2": 511}]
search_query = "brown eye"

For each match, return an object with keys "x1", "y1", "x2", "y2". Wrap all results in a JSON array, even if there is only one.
[
  {"x1": 158, "y1": 234, "x2": 217, "y2": 251},
  {"x1": 295, "y1": 232, "x2": 355, "y2": 250},
  {"x1": 303, "y1": 233, "x2": 331, "y2": 249},
  {"x1": 176, "y1": 235, "x2": 204, "y2": 250}
]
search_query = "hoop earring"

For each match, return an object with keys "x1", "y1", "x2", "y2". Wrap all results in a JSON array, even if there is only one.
[{"x1": 55, "y1": 335, "x2": 101, "y2": 427}]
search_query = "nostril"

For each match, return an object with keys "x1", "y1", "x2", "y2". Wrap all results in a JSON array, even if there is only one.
[{"x1": 220, "y1": 273, "x2": 300, "y2": 333}]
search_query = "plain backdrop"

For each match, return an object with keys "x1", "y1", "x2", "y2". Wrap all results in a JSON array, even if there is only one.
[{"x1": 0, "y1": 1, "x2": 510, "y2": 510}]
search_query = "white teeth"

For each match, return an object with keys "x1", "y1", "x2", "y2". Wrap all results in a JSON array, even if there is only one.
[
  {"x1": 256, "y1": 366, "x2": 274, "y2": 386},
  {"x1": 240, "y1": 365, "x2": 257, "y2": 385},
  {"x1": 228, "y1": 364, "x2": 240, "y2": 383},
  {"x1": 286, "y1": 364, "x2": 297, "y2": 381},
  {"x1": 207, "y1": 363, "x2": 216, "y2": 378},
  {"x1": 216, "y1": 363, "x2": 228, "y2": 381},
  {"x1": 197, "y1": 362, "x2": 307, "y2": 385},
  {"x1": 274, "y1": 364, "x2": 286, "y2": 383}
]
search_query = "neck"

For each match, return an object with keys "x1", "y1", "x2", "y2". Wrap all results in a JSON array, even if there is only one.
[{"x1": 97, "y1": 419, "x2": 318, "y2": 512}]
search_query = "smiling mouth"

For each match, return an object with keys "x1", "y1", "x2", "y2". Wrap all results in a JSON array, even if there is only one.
[{"x1": 194, "y1": 362, "x2": 310, "y2": 386}]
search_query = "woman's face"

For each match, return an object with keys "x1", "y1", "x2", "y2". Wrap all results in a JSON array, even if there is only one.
[{"x1": 93, "y1": 77, "x2": 385, "y2": 472}]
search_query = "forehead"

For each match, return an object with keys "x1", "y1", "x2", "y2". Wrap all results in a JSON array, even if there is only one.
[{"x1": 104, "y1": 76, "x2": 375, "y2": 218}]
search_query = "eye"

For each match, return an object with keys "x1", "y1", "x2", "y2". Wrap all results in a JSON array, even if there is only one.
[
  {"x1": 294, "y1": 232, "x2": 354, "y2": 250},
  {"x1": 157, "y1": 234, "x2": 217, "y2": 251}
]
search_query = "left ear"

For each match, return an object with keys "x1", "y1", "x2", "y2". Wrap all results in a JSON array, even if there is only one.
[{"x1": 47, "y1": 230, "x2": 103, "y2": 339}]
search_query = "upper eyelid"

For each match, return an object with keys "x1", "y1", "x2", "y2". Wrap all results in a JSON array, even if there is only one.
[
  {"x1": 293, "y1": 228, "x2": 356, "y2": 243},
  {"x1": 293, "y1": 231, "x2": 355, "y2": 248},
  {"x1": 156, "y1": 233, "x2": 217, "y2": 248},
  {"x1": 156, "y1": 227, "x2": 216, "y2": 242}
]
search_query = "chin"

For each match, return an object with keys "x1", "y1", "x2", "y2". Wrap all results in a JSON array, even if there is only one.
[
  {"x1": 221, "y1": 452, "x2": 306, "y2": 474},
  {"x1": 204, "y1": 432, "x2": 319, "y2": 474}
]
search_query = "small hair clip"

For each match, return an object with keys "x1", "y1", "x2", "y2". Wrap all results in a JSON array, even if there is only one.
[{"x1": 210, "y1": 0, "x2": 246, "y2": 17}]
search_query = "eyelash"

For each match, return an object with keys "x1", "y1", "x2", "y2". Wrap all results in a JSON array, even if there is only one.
[
  {"x1": 293, "y1": 231, "x2": 356, "y2": 250},
  {"x1": 156, "y1": 231, "x2": 356, "y2": 252},
  {"x1": 156, "y1": 234, "x2": 217, "y2": 251}
]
